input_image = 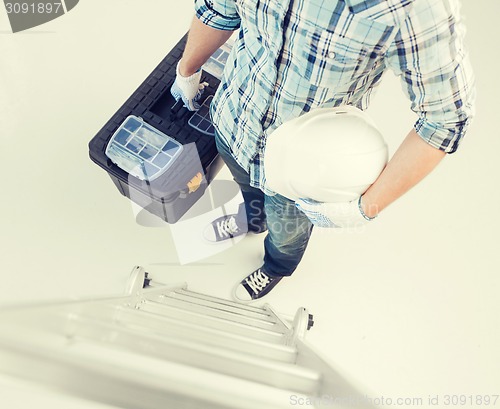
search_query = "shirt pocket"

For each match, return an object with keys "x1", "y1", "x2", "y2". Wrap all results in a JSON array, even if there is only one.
[{"x1": 299, "y1": 15, "x2": 395, "y2": 90}]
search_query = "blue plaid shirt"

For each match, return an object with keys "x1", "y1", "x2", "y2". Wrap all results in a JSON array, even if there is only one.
[{"x1": 195, "y1": 0, "x2": 475, "y2": 191}]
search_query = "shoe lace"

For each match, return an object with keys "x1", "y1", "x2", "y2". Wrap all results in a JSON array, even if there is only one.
[
  {"x1": 245, "y1": 269, "x2": 270, "y2": 295},
  {"x1": 216, "y1": 216, "x2": 239, "y2": 238}
]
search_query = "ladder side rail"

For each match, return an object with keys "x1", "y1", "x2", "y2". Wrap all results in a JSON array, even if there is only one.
[{"x1": 295, "y1": 339, "x2": 378, "y2": 409}]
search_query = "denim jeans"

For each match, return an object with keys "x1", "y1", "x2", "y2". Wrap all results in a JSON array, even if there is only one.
[{"x1": 215, "y1": 132, "x2": 313, "y2": 278}]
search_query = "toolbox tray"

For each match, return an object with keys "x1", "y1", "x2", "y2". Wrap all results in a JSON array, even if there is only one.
[{"x1": 88, "y1": 34, "x2": 223, "y2": 223}]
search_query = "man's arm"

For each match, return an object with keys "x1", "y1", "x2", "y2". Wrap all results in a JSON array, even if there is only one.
[
  {"x1": 171, "y1": 1, "x2": 239, "y2": 109},
  {"x1": 179, "y1": 16, "x2": 235, "y2": 77},
  {"x1": 360, "y1": 129, "x2": 446, "y2": 218},
  {"x1": 361, "y1": 1, "x2": 475, "y2": 219},
  {"x1": 171, "y1": 10, "x2": 237, "y2": 110}
]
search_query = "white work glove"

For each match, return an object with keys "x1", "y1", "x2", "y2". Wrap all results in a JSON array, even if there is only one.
[
  {"x1": 170, "y1": 60, "x2": 209, "y2": 111},
  {"x1": 295, "y1": 197, "x2": 376, "y2": 228}
]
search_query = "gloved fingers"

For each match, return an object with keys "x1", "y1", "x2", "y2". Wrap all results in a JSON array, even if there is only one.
[
  {"x1": 198, "y1": 81, "x2": 209, "y2": 91},
  {"x1": 170, "y1": 81, "x2": 183, "y2": 101},
  {"x1": 295, "y1": 198, "x2": 339, "y2": 228},
  {"x1": 170, "y1": 82, "x2": 205, "y2": 111},
  {"x1": 296, "y1": 197, "x2": 373, "y2": 228},
  {"x1": 170, "y1": 86, "x2": 197, "y2": 111},
  {"x1": 179, "y1": 82, "x2": 209, "y2": 111},
  {"x1": 194, "y1": 82, "x2": 209, "y2": 102},
  {"x1": 170, "y1": 61, "x2": 207, "y2": 111},
  {"x1": 295, "y1": 198, "x2": 319, "y2": 209}
]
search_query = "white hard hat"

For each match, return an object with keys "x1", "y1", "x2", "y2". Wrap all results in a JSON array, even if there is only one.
[{"x1": 264, "y1": 105, "x2": 388, "y2": 202}]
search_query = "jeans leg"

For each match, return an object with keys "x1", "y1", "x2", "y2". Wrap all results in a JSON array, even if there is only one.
[
  {"x1": 263, "y1": 193, "x2": 314, "y2": 277},
  {"x1": 214, "y1": 133, "x2": 267, "y2": 232}
]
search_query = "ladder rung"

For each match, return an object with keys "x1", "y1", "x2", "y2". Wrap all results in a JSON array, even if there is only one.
[
  {"x1": 69, "y1": 312, "x2": 297, "y2": 363},
  {"x1": 109, "y1": 304, "x2": 286, "y2": 344},
  {"x1": 173, "y1": 288, "x2": 268, "y2": 313},
  {"x1": 145, "y1": 296, "x2": 282, "y2": 331},
  {"x1": 161, "y1": 291, "x2": 274, "y2": 321},
  {"x1": 129, "y1": 302, "x2": 287, "y2": 343},
  {"x1": 82, "y1": 329, "x2": 321, "y2": 395}
]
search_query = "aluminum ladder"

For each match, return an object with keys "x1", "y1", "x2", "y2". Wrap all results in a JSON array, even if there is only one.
[{"x1": 0, "y1": 266, "x2": 375, "y2": 409}]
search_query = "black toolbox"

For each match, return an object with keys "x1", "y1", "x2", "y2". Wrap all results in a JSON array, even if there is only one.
[{"x1": 88, "y1": 34, "x2": 228, "y2": 223}]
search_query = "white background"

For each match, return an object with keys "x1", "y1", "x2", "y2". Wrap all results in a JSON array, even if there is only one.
[{"x1": 0, "y1": 1, "x2": 499, "y2": 408}]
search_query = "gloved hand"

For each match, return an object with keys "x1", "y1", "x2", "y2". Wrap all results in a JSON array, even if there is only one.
[
  {"x1": 295, "y1": 197, "x2": 376, "y2": 228},
  {"x1": 170, "y1": 61, "x2": 209, "y2": 111}
]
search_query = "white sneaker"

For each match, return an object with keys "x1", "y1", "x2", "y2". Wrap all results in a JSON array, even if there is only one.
[
  {"x1": 203, "y1": 214, "x2": 248, "y2": 242},
  {"x1": 233, "y1": 268, "x2": 283, "y2": 303}
]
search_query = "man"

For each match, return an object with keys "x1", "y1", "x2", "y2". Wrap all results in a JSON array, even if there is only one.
[{"x1": 171, "y1": 0, "x2": 475, "y2": 302}]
